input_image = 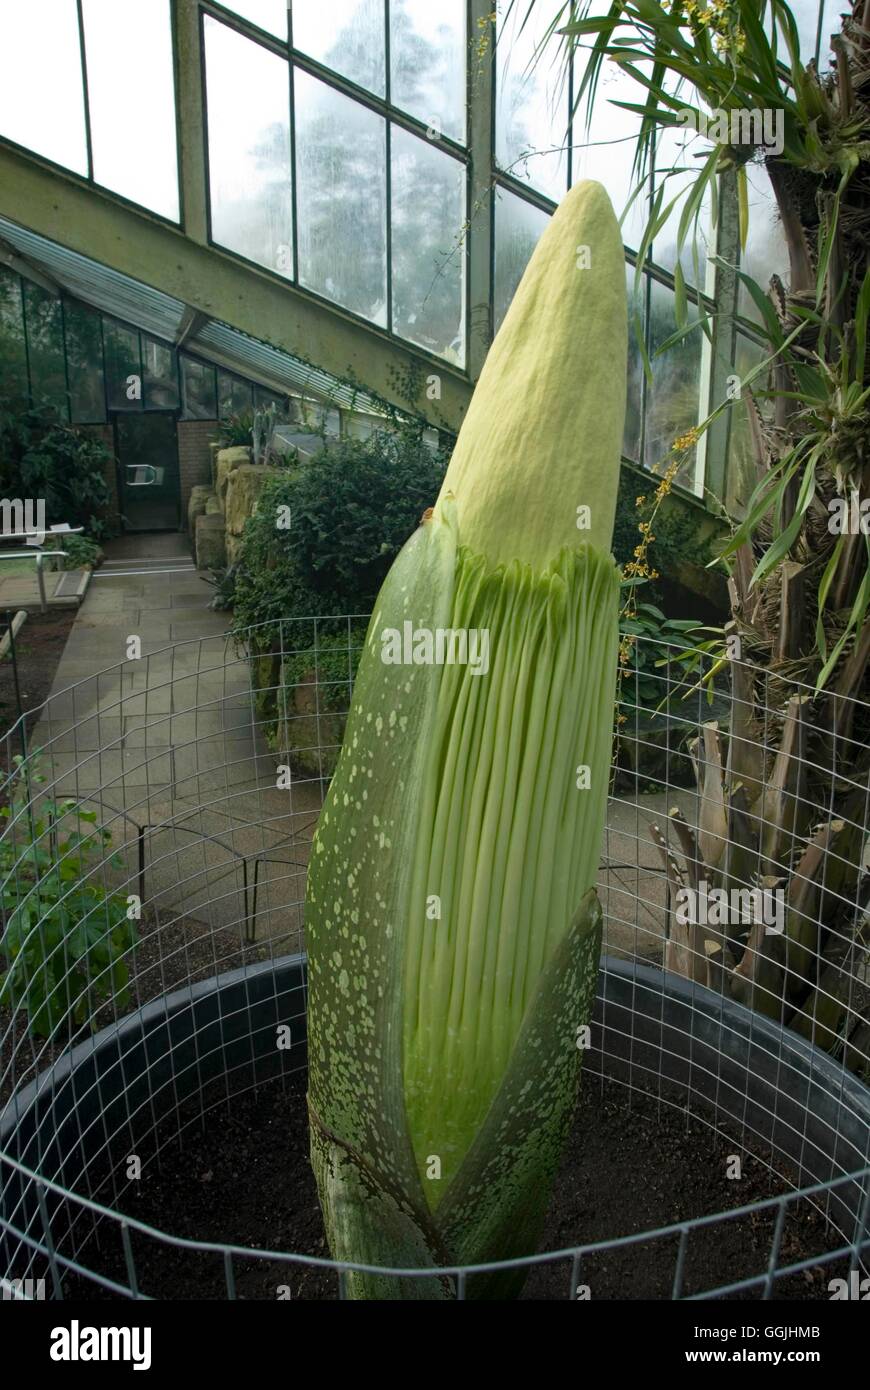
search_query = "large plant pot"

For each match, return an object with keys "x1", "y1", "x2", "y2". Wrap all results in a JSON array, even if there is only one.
[{"x1": 2, "y1": 957, "x2": 869, "y2": 1290}]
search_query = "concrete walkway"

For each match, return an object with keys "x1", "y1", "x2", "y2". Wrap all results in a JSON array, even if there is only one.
[
  {"x1": 19, "y1": 532, "x2": 672, "y2": 963},
  {"x1": 30, "y1": 534, "x2": 321, "y2": 950}
]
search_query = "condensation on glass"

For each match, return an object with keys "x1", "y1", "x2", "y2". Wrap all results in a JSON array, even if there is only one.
[
  {"x1": 645, "y1": 278, "x2": 704, "y2": 491},
  {"x1": 204, "y1": 16, "x2": 293, "y2": 278},
  {"x1": 492, "y1": 186, "x2": 550, "y2": 333},
  {"x1": 295, "y1": 70, "x2": 388, "y2": 327},
  {"x1": 293, "y1": 0, "x2": 386, "y2": 97},
  {"x1": 390, "y1": 127, "x2": 465, "y2": 365},
  {"x1": 390, "y1": 0, "x2": 466, "y2": 144},
  {"x1": 495, "y1": 4, "x2": 570, "y2": 202}
]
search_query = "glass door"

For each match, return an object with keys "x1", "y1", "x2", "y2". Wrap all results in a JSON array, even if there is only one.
[{"x1": 114, "y1": 412, "x2": 180, "y2": 531}]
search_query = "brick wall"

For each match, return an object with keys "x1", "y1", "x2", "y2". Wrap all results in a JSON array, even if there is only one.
[{"x1": 178, "y1": 420, "x2": 218, "y2": 521}]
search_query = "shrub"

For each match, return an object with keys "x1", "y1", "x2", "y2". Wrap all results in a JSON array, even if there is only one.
[
  {"x1": 59, "y1": 534, "x2": 103, "y2": 570},
  {"x1": 0, "y1": 756, "x2": 137, "y2": 1037},
  {"x1": 0, "y1": 400, "x2": 115, "y2": 539},
  {"x1": 217, "y1": 411, "x2": 254, "y2": 447},
  {"x1": 232, "y1": 428, "x2": 449, "y2": 647}
]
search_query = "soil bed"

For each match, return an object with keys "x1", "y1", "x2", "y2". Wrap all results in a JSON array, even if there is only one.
[
  {"x1": 64, "y1": 1073, "x2": 847, "y2": 1301},
  {"x1": 0, "y1": 609, "x2": 76, "y2": 767}
]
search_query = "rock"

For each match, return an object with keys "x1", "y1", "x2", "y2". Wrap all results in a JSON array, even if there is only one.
[
  {"x1": 205, "y1": 493, "x2": 223, "y2": 515},
  {"x1": 225, "y1": 464, "x2": 281, "y2": 541},
  {"x1": 195, "y1": 513, "x2": 227, "y2": 570},
  {"x1": 187, "y1": 485, "x2": 213, "y2": 539},
  {"x1": 215, "y1": 446, "x2": 252, "y2": 507}
]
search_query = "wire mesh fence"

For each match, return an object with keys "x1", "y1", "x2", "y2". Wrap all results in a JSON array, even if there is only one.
[{"x1": 0, "y1": 621, "x2": 868, "y2": 1299}]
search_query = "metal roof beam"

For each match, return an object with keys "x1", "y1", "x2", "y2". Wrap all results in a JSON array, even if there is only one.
[
  {"x1": 0, "y1": 144, "x2": 471, "y2": 434},
  {"x1": 0, "y1": 235, "x2": 61, "y2": 295},
  {"x1": 176, "y1": 306, "x2": 210, "y2": 348}
]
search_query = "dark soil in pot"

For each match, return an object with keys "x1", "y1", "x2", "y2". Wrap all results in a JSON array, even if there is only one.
[{"x1": 63, "y1": 1073, "x2": 848, "y2": 1301}]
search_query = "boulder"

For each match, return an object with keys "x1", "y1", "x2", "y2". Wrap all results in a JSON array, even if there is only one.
[
  {"x1": 187, "y1": 485, "x2": 213, "y2": 539},
  {"x1": 205, "y1": 493, "x2": 223, "y2": 516},
  {"x1": 195, "y1": 513, "x2": 227, "y2": 570},
  {"x1": 215, "y1": 446, "x2": 252, "y2": 506},
  {"x1": 225, "y1": 464, "x2": 280, "y2": 538}
]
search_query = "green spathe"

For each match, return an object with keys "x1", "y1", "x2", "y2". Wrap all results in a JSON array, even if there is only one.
[{"x1": 306, "y1": 180, "x2": 626, "y2": 1297}]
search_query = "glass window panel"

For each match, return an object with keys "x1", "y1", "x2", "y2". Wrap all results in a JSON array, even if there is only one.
[
  {"x1": 295, "y1": 71, "x2": 387, "y2": 325},
  {"x1": 65, "y1": 300, "x2": 106, "y2": 423},
  {"x1": 739, "y1": 163, "x2": 788, "y2": 324},
  {"x1": 391, "y1": 127, "x2": 465, "y2": 365},
  {"x1": 390, "y1": 0, "x2": 465, "y2": 144},
  {"x1": 181, "y1": 356, "x2": 217, "y2": 420},
  {"x1": 293, "y1": 0, "x2": 385, "y2": 97},
  {"x1": 218, "y1": 371, "x2": 254, "y2": 418},
  {"x1": 495, "y1": 5, "x2": 570, "y2": 202},
  {"x1": 205, "y1": 17, "x2": 293, "y2": 277},
  {"x1": 142, "y1": 336, "x2": 179, "y2": 410},
  {"x1": 645, "y1": 279, "x2": 703, "y2": 491},
  {"x1": 493, "y1": 187, "x2": 550, "y2": 333},
  {"x1": 81, "y1": 0, "x2": 179, "y2": 220},
  {"x1": 571, "y1": 59, "x2": 648, "y2": 252},
  {"x1": 23, "y1": 283, "x2": 67, "y2": 417},
  {"x1": 651, "y1": 79, "x2": 714, "y2": 286},
  {"x1": 623, "y1": 266, "x2": 644, "y2": 464},
  {"x1": 224, "y1": 1, "x2": 288, "y2": 38},
  {"x1": 0, "y1": 270, "x2": 29, "y2": 406},
  {"x1": 104, "y1": 320, "x2": 142, "y2": 411},
  {"x1": 254, "y1": 385, "x2": 288, "y2": 412},
  {"x1": 0, "y1": 1, "x2": 88, "y2": 175},
  {"x1": 727, "y1": 333, "x2": 771, "y2": 516}
]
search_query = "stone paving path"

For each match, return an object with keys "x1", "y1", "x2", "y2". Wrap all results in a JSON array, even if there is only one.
[
  {"x1": 28, "y1": 534, "x2": 321, "y2": 950},
  {"x1": 14, "y1": 533, "x2": 671, "y2": 964}
]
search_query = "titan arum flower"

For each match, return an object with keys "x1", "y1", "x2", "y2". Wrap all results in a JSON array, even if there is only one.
[{"x1": 305, "y1": 180, "x2": 627, "y2": 1299}]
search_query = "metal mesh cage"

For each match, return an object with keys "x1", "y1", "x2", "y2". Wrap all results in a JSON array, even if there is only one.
[{"x1": 1, "y1": 623, "x2": 868, "y2": 1300}]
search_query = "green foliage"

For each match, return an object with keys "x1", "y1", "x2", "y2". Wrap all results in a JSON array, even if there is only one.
[
  {"x1": 59, "y1": 534, "x2": 103, "y2": 571},
  {"x1": 217, "y1": 411, "x2": 254, "y2": 447},
  {"x1": 232, "y1": 428, "x2": 448, "y2": 646},
  {"x1": 203, "y1": 565, "x2": 238, "y2": 612},
  {"x1": 280, "y1": 626, "x2": 366, "y2": 706},
  {"x1": 0, "y1": 756, "x2": 137, "y2": 1037},
  {"x1": 619, "y1": 602, "x2": 703, "y2": 714},
  {"x1": 0, "y1": 400, "x2": 115, "y2": 539}
]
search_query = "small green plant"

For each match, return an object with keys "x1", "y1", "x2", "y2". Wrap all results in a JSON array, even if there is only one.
[
  {"x1": 618, "y1": 603, "x2": 705, "y2": 717},
  {"x1": 217, "y1": 411, "x2": 255, "y2": 448},
  {"x1": 59, "y1": 534, "x2": 103, "y2": 571},
  {"x1": 203, "y1": 564, "x2": 237, "y2": 612},
  {"x1": 0, "y1": 756, "x2": 138, "y2": 1037}
]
